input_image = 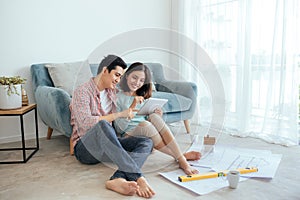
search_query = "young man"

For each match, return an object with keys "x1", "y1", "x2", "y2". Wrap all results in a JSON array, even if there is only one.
[{"x1": 70, "y1": 55, "x2": 155, "y2": 198}]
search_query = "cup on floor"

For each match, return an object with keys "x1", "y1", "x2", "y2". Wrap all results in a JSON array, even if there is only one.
[{"x1": 227, "y1": 170, "x2": 240, "y2": 189}]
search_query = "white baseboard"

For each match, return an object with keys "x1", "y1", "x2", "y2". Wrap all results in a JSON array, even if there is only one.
[{"x1": 0, "y1": 132, "x2": 38, "y2": 144}]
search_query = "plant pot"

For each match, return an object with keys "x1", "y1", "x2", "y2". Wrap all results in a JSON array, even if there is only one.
[{"x1": 0, "y1": 84, "x2": 22, "y2": 109}]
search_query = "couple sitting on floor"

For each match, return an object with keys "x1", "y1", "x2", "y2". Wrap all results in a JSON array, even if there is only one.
[{"x1": 69, "y1": 55, "x2": 201, "y2": 198}]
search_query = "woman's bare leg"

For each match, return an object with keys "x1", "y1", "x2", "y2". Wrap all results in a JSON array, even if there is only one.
[
  {"x1": 129, "y1": 122, "x2": 176, "y2": 157},
  {"x1": 129, "y1": 119, "x2": 199, "y2": 175},
  {"x1": 184, "y1": 151, "x2": 201, "y2": 161},
  {"x1": 155, "y1": 139, "x2": 201, "y2": 161},
  {"x1": 148, "y1": 114, "x2": 199, "y2": 175}
]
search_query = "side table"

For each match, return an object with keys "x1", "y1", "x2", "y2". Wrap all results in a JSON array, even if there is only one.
[{"x1": 0, "y1": 104, "x2": 39, "y2": 164}]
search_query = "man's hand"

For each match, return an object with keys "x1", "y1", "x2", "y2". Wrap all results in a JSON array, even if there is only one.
[{"x1": 121, "y1": 108, "x2": 135, "y2": 120}]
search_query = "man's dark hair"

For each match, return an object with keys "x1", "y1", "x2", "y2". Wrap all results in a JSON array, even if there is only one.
[{"x1": 97, "y1": 55, "x2": 127, "y2": 74}]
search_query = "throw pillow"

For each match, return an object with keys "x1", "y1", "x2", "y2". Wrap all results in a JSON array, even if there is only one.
[
  {"x1": 45, "y1": 60, "x2": 92, "y2": 96},
  {"x1": 151, "y1": 82, "x2": 157, "y2": 91},
  {"x1": 149, "y1": 69, "x2": 156, "y2": 91}
]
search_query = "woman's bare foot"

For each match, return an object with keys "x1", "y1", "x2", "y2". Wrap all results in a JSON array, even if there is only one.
[
  {"x1": 136, "y1": 176, "x2": 155, "y2": 198},
  {"x1": 178, "y1": 156, "x2": 199, "y2": 175},
  {"x1": 105, "y1": 178, "x2": 139, "y2": 196},
  {"x1": 183, "y1": 151, "x2": 201, "y2": 161}
]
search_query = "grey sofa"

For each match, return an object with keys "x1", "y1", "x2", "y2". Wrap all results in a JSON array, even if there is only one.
[{"x1": 30, "y1": 62, "x2": 197, "y2": 139}]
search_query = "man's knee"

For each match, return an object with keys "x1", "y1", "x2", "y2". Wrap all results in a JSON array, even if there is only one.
[
  {"x1": 97, "y1": 120, "x2": 111, "y2": 128},
  {"x1": 96, "y1": 120, "x2": 115, "y2": 133},
  {"x1": 95, "y1": 120, "x2": 118, "y2": 140}
]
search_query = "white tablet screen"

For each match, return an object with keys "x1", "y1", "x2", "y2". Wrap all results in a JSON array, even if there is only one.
[{"x1": 136, "y1": 98, "x2": 168, "y2": 115}]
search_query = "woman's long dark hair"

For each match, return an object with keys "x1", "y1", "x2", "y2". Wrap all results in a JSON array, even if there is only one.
[{"x1": 119, "y1": 62, "x2": 152, "y2": 99}]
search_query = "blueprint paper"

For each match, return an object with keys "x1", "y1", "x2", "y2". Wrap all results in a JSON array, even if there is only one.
[
  {"x1": 160, "y1": 167, "x2": 248, "y2": 195},
  {"x1": 188, "y1": 144, "x2": 282, "y2": 178},
  {"x1": 160, "y1": 144, "x2": 282, "y2": 195}
]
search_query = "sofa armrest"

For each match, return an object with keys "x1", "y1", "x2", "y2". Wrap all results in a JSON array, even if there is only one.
[
  {"x1": 35, "y1": 86, "x2": 72, "y2": 137},
  {"x1": 156, "y1": 81, "x2": 197, "y2": 100},
  {"x1": 31, "y1": 64, "x2": 54, "y2": 92}
]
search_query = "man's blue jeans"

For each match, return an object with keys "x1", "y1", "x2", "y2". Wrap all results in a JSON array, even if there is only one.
[{"x1": 74, "y1": 120, "x2": 153, "y2": 181}]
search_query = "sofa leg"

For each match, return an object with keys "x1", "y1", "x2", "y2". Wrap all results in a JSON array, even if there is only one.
[
  {"x1": 70, "y1": 138, "x2": 74, "y2": 156},
  {"x1": 184, "y1": 120, "x2": 190, "y2": 134},
  {"x1": 47, "y1": 127, "x2": 53, "y2": 140}
]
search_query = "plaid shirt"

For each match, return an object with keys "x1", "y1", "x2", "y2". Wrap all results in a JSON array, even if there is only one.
[{"x1": 70, "y1": 78, "x2": 116, "y2": 147}]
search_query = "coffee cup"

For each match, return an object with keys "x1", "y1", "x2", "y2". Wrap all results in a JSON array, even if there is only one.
[{"x1": 227, "y1": 170, "x2": 240, "y2": 189}]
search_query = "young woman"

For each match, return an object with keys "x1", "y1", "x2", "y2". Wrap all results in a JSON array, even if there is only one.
[{"x1": 114, "y1": 62, "x2": 201, "y2": 175}]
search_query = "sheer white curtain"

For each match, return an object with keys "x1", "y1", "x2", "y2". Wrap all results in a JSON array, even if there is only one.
[{"x1": 173, "y1": 0, "x2": 299, "y2": 146}]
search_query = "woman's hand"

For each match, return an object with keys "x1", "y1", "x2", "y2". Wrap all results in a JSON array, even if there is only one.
[
  {"x1": 130, "y1": 96, "x2": 144, "y2": 109},
  {"x1": 154, "y1": 108, "x2": 163, "y2": 117}
]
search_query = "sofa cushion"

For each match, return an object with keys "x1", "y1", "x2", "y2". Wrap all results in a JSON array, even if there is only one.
[
  {"x1": 45, "y1": 60, "x2": 92, "y2": 96},
  {"x1": 152, "y1": 91, "x2": 192, "y2": 113}
]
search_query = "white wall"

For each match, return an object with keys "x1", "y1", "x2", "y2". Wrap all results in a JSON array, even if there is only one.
[{"x1": 0, "y1": 0, "x2": 171, "y2": 142}]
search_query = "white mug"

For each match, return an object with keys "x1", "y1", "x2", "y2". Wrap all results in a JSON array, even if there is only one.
[{"x1": 227, "y1": 170, "x2": 240, "y2": 189}]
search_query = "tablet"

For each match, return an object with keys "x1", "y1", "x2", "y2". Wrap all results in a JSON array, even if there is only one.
[{"x1": 137, "y1": 98, "x2": 168, "y2": 115}]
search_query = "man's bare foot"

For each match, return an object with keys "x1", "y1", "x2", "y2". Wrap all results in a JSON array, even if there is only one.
[
  {"x1": 136, "y1": 176, "x2": 155, "y2": 198},
  {"x1": 178, "y1": 156, "x2": 199, "y2": 175},
  {"x1": 183, "y1": 151, "x2": 201, "y2": 161},
  {"x1": 105, "y1": 178, "x2": 139, "y2": 196}
]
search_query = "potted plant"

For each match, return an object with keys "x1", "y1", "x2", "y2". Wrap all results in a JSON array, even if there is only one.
[{"x1": 0, "y1": 76, "x2": 26, "y2": 109}]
